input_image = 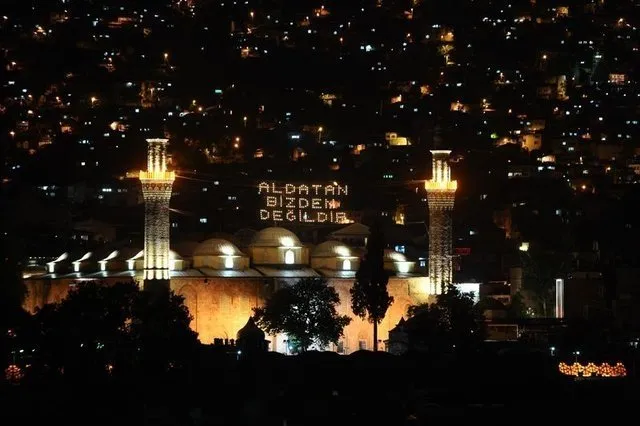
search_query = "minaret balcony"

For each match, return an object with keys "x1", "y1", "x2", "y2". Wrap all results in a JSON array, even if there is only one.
[{"x1": 139, "y1": 170, "x2": 175, "y2": 182}]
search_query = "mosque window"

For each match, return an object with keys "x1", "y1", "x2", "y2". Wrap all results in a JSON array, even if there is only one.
[
  {"x1": 342, "y1": 259, "x2": 351, "y2": 270},
  {"x1": 224, "y1": 256, "x2": 233, "y2": 269},
  {"x1": 285, "y1": 249, "x2": 295, "y2": 265},
  {"x1": 358, "y1": 340, "x2": 367, "y2": 351}
]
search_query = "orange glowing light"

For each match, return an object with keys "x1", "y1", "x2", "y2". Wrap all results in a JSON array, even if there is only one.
[{"x1": 558, "y1": 362, "x2": 627, "y2": 378}]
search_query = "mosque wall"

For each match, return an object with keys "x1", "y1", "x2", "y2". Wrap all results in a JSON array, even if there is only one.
[
  {"x1": 310, "y1": 257, "x2": 360, "y2": 271},
  {"x1": 328, "y1": 277, "x2": 428, "y2": 352},
  {"x1": 171, "y1": 278, "x2": 269, "y2": 344},
  {"x1": 23, "y1": 275, "x2": 430, "y2": 354}
]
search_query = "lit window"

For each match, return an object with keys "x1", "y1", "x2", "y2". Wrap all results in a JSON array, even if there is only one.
[
  {"x1": 224, "y1": 256, "x2": 233, "y2": 269},
  {"x1": 285, "y1": 250, "x2": 295, "y2": 265},
  {"x1": 342, "y1": 259, "x2": 351, "y2": 270},
  {"x1": 200, "y1": 218, "x2": 207, "y2": 224}
]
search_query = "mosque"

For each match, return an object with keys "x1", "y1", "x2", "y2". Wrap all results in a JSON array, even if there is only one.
[{"x1": 22, "y1": 138, "x2": 464, "y2": 354}]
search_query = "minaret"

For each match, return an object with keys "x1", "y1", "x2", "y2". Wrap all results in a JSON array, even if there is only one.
[
  {"x1": 140, "y1": 138, "x2": 175, "y2": 291},
  {"x1": 425, "y1": 150, "x2": 457, "y2": 294}
]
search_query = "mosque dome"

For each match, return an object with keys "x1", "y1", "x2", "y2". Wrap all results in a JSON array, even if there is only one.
[
  {"x1": 249, "y1": 227, "x2": 301, "y2": 248},
  {"x1": 384, "y1": 249, "x2": 408, "y2": 262},
  {"x1": 312, "y1": 240, "x2": 354, "y2": 258},
  {"x1": 193, "y1": 238, "x2": 243, "y2": 257}
]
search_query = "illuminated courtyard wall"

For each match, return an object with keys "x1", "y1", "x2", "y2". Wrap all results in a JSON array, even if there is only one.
[{"x1": 23, "y1": 276, "x2": 429, "y2": 353}]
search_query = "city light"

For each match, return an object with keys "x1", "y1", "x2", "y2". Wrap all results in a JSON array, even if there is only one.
[{"x1": 558, "y1": 362, "x2": 627, "y2": 378}]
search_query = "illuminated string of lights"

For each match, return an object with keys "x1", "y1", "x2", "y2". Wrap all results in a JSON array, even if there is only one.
[
  {"x1": 558, "y1": 362, "x2": 627, "y2": 378},
  {"x1": 5, "y1": 364, "x2": 24, "y2": 383}
]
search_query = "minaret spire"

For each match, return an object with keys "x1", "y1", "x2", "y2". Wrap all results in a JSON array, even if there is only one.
[
  {"x1": 140, "y1": 138, "x2": 175, "y2": 291},
  {"x1": 425, "y1": 150, "x2": 457, "y2": 294}
]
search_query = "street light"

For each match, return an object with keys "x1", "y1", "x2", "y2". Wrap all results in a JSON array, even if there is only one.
[
  {"x1": 318, "y1": 126, "x2": 323, "y2": 143},
  {"x1": 90, "y1": 96, "x2": 97, "y2": 106},
  {"x1": 243, "y1": 116, "x2": 248, "y2": 127}
]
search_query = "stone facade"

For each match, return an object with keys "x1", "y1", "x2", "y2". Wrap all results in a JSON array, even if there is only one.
[
  {"x1": 23, "y1": 275, "x2": 429, "y2": 354},
  {"x1": 23, "y1": 227, "x2": 432, "y2": 354}
]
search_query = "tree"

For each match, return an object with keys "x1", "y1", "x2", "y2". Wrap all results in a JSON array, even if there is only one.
[
  {"x1": 507, "y1": 291, "x2": 529, "y2": 319},
  {"x1": 254, "y1": 278, "x2": 351, "y2": 353},
  {"x1": 0, "y1": 229, "x2": 28, "y2": 328},
  {"x1": 34, "y1": 282, "x2": 198, "y2": 379},
  {"x1": 406, "y1": 285, "x2": 485, "y2": 353},
  {"x1": 351, "y1": 223, "x2": 393, "y2": 351},
  {"x1": 0, "y1": 245, "x2": 31, "y2": 370},
  {"x1": 521, "y1": 250, "x2": 568, "y2": 317}
]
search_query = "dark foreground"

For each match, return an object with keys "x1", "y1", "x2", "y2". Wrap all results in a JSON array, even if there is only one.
[{"x1": 3, "y1": 349, "x2": 639, "y2": 426}]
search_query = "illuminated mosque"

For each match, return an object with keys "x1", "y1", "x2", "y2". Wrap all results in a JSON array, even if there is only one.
[{"x1": 22, "y1": 138, "x2": 468, "y2": 354}]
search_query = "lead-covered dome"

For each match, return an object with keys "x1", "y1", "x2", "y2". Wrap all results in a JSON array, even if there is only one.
[
  {"x1": 249, "y1": 227, "x2": 301, "y2": 248},
  {"x1": 193, "y1": 238, "x2": 243, "y2": 256},
  {"x1": 312, "y1": 240, "x2": 353, "y2": 258}
]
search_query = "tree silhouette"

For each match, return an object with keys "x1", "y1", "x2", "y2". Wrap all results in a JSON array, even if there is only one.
[
  {"x1": 0, "y1": 249, "x2": 31, "y2": 371},
  {"x1": 406, "y1": 285, "x2": 485, "y2": 353},
  {"x1": 254, "y1": 278, "x2": 351, "y2": 353},
  {"x1": 521, "y1": 249, "x2": 568, "y2": 317},
  {"x1": 0, "y1": 229, "x2": 28, "y2": 329},
  {"x1": 35, "y1": 282, "x2": 198, "y2": 379},
  {"x1": 351, "y1": 223, "x2": 393, "y2": 351}
]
